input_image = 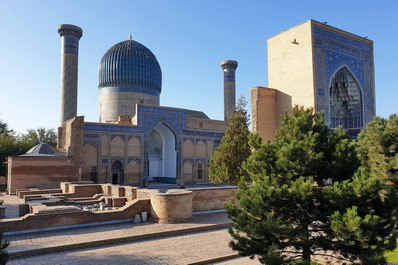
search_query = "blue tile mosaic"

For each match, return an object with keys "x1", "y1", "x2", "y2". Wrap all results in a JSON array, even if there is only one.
[
  {"x1": 83, "y1": 104, "x2": 224, "y2": 183},
  {"x1": 83, "y1": 140, "x2": 99, "y2": 148},
  {"x1": 98, "y1": 40, "x2": 162, "y2": 95},
  {"x1": 313, "y1": 26, "x2": 371, "y2": 52},
  {"x1": 312, "y1": 24, "x2": 375, "y2": 135},
  {"x1": 84, "y1": 133, "x2": 100, "y2": 138}
]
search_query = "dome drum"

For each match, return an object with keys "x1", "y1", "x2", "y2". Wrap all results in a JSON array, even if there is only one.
[
  {"x1": 100, "y1": 85, "x2": 160, "y2": 97},
  {"x1": 100, "y1": 89, "x2": 160, "y2": 123}
]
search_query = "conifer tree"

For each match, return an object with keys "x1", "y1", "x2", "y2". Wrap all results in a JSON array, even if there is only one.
[
  {"x1": 209, "y1": 97, "x2": 251, "y2": 185},
  {"x1": 225, "y1": 106, "x2": 394, "y2": 264},
  {"x1": 357, "y1": 114, "x2": 398, "y2": 184},
  {"x1": 326, "y1": 114, "x2": 398, "y2": 264}
]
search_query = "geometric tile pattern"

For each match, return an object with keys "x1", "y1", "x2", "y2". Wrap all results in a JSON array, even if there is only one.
[
  {"x1": 83, "y1": 105, "x2": 224, "y2": 183},
  {"x1": 313, "y1": 25, "x2": 375, "y2": 138}
]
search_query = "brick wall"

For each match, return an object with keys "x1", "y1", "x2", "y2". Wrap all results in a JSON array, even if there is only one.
[
  {"x1": 7, "y1": 157, "x2": 79, "y2": 194},
  {"x1": 0, "y1": 199, "x2": 150, "y2": 233},
  {"x1": 68, "y1": 184, "x2": 103, "y2": 197},
  {"x1": 189, "y1": 186, "x2": 238, "y2": 212},
  {"x1": 17, "y1": 189, "x2": 62, "y2": 199}
]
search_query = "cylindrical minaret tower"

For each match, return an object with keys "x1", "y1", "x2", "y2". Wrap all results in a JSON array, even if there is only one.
[
  {"x1": 58, "y1": 24, "x2": 83, "y2": 125},
  {"x1": 221, "y1": 60, "x2": 238, "y2": 121}
]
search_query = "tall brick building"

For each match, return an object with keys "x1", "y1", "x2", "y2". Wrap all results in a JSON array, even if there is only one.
[{"x1": 252, "y1": 20, "x2": 375, "y2": 141}]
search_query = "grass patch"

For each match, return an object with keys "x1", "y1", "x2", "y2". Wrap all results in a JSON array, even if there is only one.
[{"x1": 385, "y1": 247, "x2": 398, "y2": 263}]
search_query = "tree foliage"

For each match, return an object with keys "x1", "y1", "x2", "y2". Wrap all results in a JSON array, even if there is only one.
[
  {"x1": 226, "y1": 106, "x2": 398, "y2": 265},
  {"x1": 209, "y1": 97, "x2": 251, "y2": 184},
  {"x1": 0, "y1": 116, "x2": 57, "y2": 177},
  {"x1": 357, "y1": 115, "x2": 398, "y2": 185},
  {"x1": 20, "y1": 127, "x2": 57, "y2": 147},
  {"x1": 0, "y1": 118, "x2": 14, "y2": 137},
  {"x1": 0, "y1": 231, "x2": 8, "y2": 265},
  {"x1": 327, "y1": 114, "x2": 398, "y2": 264},
  {"x1": 0, "y1": 133, "x2": 32, "y2": 177}
]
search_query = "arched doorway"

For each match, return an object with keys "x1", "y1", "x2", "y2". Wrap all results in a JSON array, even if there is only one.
[
  {"x1": 111, "y1": 160, "x2": 124, "y2": 184},
  {"x1": 148, "y1": 123, "x2": 177, "y2": 183},
  {"x1": 329, "y1": 67, "x2": 363, "y2": 130}
]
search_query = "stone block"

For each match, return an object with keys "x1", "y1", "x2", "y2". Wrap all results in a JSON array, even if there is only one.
[{"x1": 19, "y1": 204, "x2": 30, "y2": 216}]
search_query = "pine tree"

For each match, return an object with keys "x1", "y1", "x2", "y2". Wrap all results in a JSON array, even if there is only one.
[
  {"x1": 326, "y1": 114, "x2": 398, "y2": 264},
  {"x1": 209, "y1": 97, "x2": 251, "y2": 185},
  {"x1": 357, "y1": 114, "x2": 398, "y2": 184},
  {"x1": 225, "y1": 106, "x2": 366, "y2": 264}
]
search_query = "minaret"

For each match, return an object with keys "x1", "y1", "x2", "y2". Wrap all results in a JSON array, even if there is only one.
[
  {"x1": 58, "y1": 24, "x2": 83, "y2": 125},
  {"x1": 221, "y1": 60, "x2": 238, "y2": 121}
]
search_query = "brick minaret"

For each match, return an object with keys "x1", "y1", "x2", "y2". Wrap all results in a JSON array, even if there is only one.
[
  {"x1": 58, "y1": 24, "x2": 83, "y2": 125},
  {"x1": 221, "y1": 60, "x2": 238, "y2": 121}
]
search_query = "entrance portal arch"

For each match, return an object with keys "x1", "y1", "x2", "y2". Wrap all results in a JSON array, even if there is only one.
[
  {"x1": 148, "y1": 123, "x2": 177, "y2": 182},
  {"x1": 329, "y1": 67, "x2": 363, "y2": 130}
]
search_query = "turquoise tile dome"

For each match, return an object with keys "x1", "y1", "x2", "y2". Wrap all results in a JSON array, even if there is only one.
[{"x1": 98, "y1": 40, "x2": 162, "y2": 96}]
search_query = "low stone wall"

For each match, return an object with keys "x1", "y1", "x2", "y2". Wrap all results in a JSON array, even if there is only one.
[
  {"x1": 2, "y1": 183, "x2": 239, "y2": 232},
  {"x1": 137, "y1": 189, "x2": 156, "y2": 199},
  {"x1": 60, "y1": 181, "x2": 93, "y2": 193},
  {"x1": 189, "y1": 186, "x2": 238, "y2": 212},
  {"x1": 17, "y1": 189, "x2": 63, "y2": 199},
  {"x1": 0, "y1": 199, "x2": 150, "y2": 233},
  {"x1": 59, "y1": 182, "x2": 138, "y2": 200},
  {"x1": 68, "y1": 184, "x2": 103, "y2": 197}
]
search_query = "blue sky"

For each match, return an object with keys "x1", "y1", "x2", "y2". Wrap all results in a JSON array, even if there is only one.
[{"x1": 0, "y1": 0, "x2": 397, "y2": 134}]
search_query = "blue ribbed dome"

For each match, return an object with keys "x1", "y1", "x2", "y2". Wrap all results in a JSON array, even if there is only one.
[{"x1": 98, "y1": 40, "x2": 162, "y2": 95}]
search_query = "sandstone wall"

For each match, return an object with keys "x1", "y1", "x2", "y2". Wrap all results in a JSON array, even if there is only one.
[
  {"x1": 186, "y1": 118, "x2": 226, "y2": 132},
  {"x1": 268, "y1": 20, "x2": 315, "y2": 109},
  {"x1": 250, "y1": 86, "x2": 293, "y2": 142}
]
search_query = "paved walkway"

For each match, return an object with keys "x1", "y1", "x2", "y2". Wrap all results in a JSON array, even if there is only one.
[
  {"x1": 7, "y1": 228, "x2": 262, "y2": 265},
  {"x1": 5, "y1": 211, "x2": 232, "y2": 257},
  {"x1": 2, "y1": 192, "x2": 353, "y2": 265},
  {"x1": 5, "y1": 226, "x2": 352, "y2": 265}
]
